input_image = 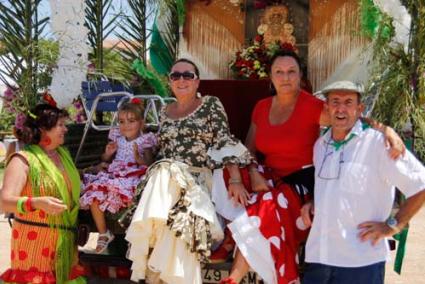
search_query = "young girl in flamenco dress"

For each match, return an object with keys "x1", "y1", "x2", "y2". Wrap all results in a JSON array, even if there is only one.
[{"x1": 80, "y1": 98, "x2": 156, "y2": 253}]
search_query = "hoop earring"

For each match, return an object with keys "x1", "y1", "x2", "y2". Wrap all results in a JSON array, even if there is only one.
[
  {"x1": 269, "y1": 82, "x2": 277, "y2": 96},
  {"x1": 40, "y1": 136, "x2": 52, "y2": 147}
]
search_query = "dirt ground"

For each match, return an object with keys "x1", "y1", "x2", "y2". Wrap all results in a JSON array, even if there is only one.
[{"x1": 1, "y1": 207, "x2": 424, "y2": 283}]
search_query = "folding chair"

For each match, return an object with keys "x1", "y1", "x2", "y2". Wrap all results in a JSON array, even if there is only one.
[
  {"x1": 75, "y1": 80, "x2": 133, "y2": 163},
  {"x1": 132, "y1": 94, "x2": 175, "y2": 131}
]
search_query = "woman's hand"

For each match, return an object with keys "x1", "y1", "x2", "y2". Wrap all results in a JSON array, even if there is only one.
[
  {"x1": 93, "y1": 162, "x2": 109, "y2": 173},
  {"x1": 133, "y1": 143, "x2": 144, "y2": 165},
  {"x1": 383, "y1": 126, "x2": 406, "y2": 160},
  {"x1": 361, "y1": 117, "x2": 405, "y2": 159},
  {"x1": 32, "y1": 196, "x2": 68, "y2": 215},
  {"x1": 300, "y1": 201, "x2": 314, "y2": 228},
  {"x1": 228, "y1": 182, "x2": 250, "y2": 207},
  {"x1": 103, "y1": 142, "x2": 117, "y2": 161},
  {"x1": 249, "y1": 170, "x2": 270, "y2": 192}
]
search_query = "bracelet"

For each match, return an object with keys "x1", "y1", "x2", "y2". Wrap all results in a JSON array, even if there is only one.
[
  {"x1": 17, "y1": 197, "x2": 28, "y2": 214},
  {"x1": 24, "y1": 196, "x2": 35, "y2": 212},
  {"x1": 228, "y1": 178, "x2": 242, "y2": 184}
]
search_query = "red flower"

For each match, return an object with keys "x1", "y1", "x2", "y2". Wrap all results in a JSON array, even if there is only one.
[
  {"x1": 249, "y1": 73, "x2": 259, "y2": 80},
  {"x1": 255, "y1": 35, "x2": 263, "y2": 43},
  {"x1": 254, "y1": 0, "x2": 267, "y2": 9},
  {"x1": 43, "y1": 92, "x2": 57, "y2": 107},
  {"x1": 235, "y1": 60, "x2": 244, "y2": 67},
  {"x1": 280, "y1": 42, "x2": 296, "y2": 52},
  {"x1": 131, "y1": 98, "x2": 141, "y2": 104}
]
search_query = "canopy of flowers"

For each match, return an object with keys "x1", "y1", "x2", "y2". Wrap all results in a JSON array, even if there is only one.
[{"x1": 229, "y1": 34, "x2": 297, "y2": 80}]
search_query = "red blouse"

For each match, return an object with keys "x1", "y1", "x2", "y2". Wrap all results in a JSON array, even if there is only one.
[{"x1": 252, "y1": 90, "x2": 324, "y2": 177}]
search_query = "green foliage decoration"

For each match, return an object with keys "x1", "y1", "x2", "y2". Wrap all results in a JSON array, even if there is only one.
[{"x1": 362, "y1": 1, "x2": 425, "y2": 161}]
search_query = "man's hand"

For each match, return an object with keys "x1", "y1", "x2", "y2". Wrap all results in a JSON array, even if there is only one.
[
  {"x1": 228, "y1": 182, "x2": 250, "y2": 207},
  {"x1": 357, "y1": 221, "x2": 399, "y2": 246},
  {"x1": 384, "y1": 127, "x2": 406, "y2": 160},
  {"x1": 249, "y1": 170, "x2": 270, "y2": 192},
  {"x1": 300, "y1": 201, "x2": 314, "y2": 228}
]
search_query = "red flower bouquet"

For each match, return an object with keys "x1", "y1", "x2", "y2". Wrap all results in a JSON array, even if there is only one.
[{"x1": 229, "y1": 34, "x2": 297, "y2": 80}]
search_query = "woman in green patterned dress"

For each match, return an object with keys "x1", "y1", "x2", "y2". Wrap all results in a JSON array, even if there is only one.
[{"x1": 124, "y1": 59, "x2": 253, "y2": 284}]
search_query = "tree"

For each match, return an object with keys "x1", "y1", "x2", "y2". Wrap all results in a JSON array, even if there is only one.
[
  {"x1": 363, "y1": 0, "x2": 425, "y2": 161},
  {"x1": 0, "y1": 0, "x2": 49, "y2": 109},
  {"x1": 84, "y1": 0, "x2": 120, "y2": 72}
]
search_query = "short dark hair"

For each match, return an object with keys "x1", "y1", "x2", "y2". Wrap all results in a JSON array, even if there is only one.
[
  {"x1": 268, "y1": 50, "x2": 304, "y2": 96},
  {"x1": 268, "y1": 49, "x2": 303, "y2": 74},
  {"x1": 16, "y1": 104, "x2": 69, "y2": 145},
  {"x1": 171, "y1": 58, "x2": 200, "y2": 78}
]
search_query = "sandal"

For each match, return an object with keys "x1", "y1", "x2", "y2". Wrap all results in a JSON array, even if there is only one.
[
  {"x1": 210, "y1": 228, "x2": 235, "y2": 263},
  {"x1": 95, "y1": 230, "x2": 115, "y2": 254},
  {"x1": 220, "y1": 277, "x2": 237, "y2": 284}
]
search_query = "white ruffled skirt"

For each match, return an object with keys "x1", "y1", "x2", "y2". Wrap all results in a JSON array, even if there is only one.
[{"x1": 126, "y1": 160, "x2": 224, "y2": 284}]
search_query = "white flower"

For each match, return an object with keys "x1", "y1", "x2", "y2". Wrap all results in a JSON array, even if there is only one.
[
  {"x1": 257, "y1": 24, "x2": 268, "y2": 35},
  {"x1": 229, "y1": 0, "x2": 240, "y2": 5}
]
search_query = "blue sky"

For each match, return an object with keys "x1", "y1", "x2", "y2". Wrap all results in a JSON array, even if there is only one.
[{"x1": 37, "y1": 0, "x2": 153, "y2": 40}]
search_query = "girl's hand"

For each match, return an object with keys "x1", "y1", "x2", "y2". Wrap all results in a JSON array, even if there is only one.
[
  {"x1": 228, "y1": 182, "x2": 250, "y2": 207},
  {"x1": 32, "y1": 196, "x2": 67, "y2": 215},
  {"x1": 249, "y1": 170, "x2": 270, "y2": 192},
  {"x1": 105, "y1": 142, "x2": 118, "y2": 157}
]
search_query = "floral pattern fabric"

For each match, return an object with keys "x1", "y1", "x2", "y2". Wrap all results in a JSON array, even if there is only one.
[
  {"x1": 124, "y1": 95, "x2": 251, "y2": 283},
  {"x1": 80, "y1": 129, "x2": 157, "y2": 213},
  {"x1": 158, "y1": 95, "x2": 252, "y2": 168}
]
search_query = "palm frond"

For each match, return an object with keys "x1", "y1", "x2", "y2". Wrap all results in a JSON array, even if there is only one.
[
  {"x1": 0, "y1": 0, "x2": 49, "y2": 102},
  {"x1": 84, "y1": 0, "x2": 121, "y2": 71}
]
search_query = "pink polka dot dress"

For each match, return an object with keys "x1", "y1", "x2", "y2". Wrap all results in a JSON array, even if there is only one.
[{"x1": 80, "y1": 128, "x2": 157, "y2": 213}]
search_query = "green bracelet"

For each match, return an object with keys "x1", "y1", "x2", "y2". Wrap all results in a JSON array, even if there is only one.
[{"x1": 17, "y1": 197, "x2": 28, "y2": 214}]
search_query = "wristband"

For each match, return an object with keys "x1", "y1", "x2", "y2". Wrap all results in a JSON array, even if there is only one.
[
  {"x1": 24, "y1": 196, "x2": 35, "y2": 212},
  {"x1": 17, "y1": 197, "x2": 28, "y2": 214},
  {"x1": 228, "y1": 178, "x2": 242, "y2": 184}
]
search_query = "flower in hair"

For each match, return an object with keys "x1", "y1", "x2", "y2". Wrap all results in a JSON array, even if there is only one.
[
  {"x1": 14, "y1": 112, "x2": 26, "y2": 131},
  {"x1": 131, "y1": 98, "x2": 142, "y2": 104},
  {"x1": 43, "y1": 92, "x2": 57, "y2": 107}
]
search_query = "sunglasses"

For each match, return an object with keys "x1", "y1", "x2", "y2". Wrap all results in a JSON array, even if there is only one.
[
  {"x1": 317, "y1": 141, "x2": 345, "y2": 180},
  {"x1": 168, "y1": 71, "x2": 198, "y2": 81}
]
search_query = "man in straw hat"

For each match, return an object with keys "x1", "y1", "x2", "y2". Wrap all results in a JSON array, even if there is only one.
[{"x1": 301, "y1": 80, "x2": 425, "y2": 284}]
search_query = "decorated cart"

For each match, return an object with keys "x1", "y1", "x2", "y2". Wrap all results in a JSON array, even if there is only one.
[{"x1": 0, "y1": 0, "x2": 424, "y2": 283}]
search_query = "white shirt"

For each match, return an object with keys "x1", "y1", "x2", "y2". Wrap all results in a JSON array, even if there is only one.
[{"x1": 306, "y1": 120, "x2": 425, "y2": 267}]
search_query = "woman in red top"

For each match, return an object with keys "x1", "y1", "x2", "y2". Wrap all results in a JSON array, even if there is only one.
[{"x1": 221, "y1": 50, "x2": 403, "y2": 284}]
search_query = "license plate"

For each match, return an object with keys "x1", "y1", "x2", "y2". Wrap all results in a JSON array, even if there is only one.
[{"x1": 202, "y1": 268, "x2": 261, "y2": 284}]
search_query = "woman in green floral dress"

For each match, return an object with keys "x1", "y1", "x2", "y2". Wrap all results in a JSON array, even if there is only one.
[{"x1": 124, "y1": 59, "x2": 253, "y2": 284}]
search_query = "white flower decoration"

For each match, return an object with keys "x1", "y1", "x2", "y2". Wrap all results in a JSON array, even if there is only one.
[{"x1": 257, "y1": 24, "x2": 268, "y2": 35}]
